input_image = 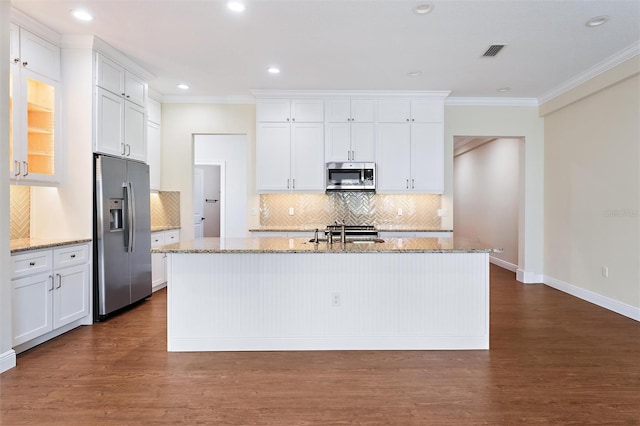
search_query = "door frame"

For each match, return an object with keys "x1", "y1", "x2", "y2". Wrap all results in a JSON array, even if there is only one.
[{"x1": 194, "y1": 161, "x2": 226, "y2": 240}]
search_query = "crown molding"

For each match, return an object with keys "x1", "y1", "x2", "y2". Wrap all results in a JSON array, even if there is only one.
[
  {"x1": 538, "y1": 41, "x2": 640, "y2": 105},
  {"x1": 445, "y1": 97, "x2": 539, "y2": 107},
  {"x1": 161, "y1": 95, "x2": 256, "y2": 104},
  {"x1": 251, "y1": 89, "x2": 451, "y2": 99},
  {"x1": 10, "y1": 7, "x2": 60, "y2": 44}
]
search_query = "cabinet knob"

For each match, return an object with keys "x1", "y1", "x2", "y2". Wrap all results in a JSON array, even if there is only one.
[
  {"x1": 412, "y1": 118, "x2": 415, "y2": 122},
  {"x1": 406, "y1": 118, "x2": 410, "y2": 122},
  {"x1": 22, "y1": 61, "x2": 28, "y2": 67},
  {"x1": 286, "y1": 118, "x2": 290, "y2": 122},
  {"x1": 70, "y1": 254, "x2": 76, "y2": 258},
  {"x1": 29, "y1": 261, "x2": 35, "y2": 266},
  {"x1": 121, "y1": 93, "x2": 126, "y2": 97},
  {"x1": 13, "y1": 58, "x2": 20, "y2": 63}
]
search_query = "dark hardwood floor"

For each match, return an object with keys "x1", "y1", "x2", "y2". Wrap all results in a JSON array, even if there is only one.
[{"x1": 1, "y1": 265, "x2": 639, "y2": 425}]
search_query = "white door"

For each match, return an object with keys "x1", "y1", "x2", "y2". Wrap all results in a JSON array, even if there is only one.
[
  {"x1": 193, "y1": 168, "x2": 204, "y2": 238},
  {"x1": 53, "y1": 264, "x2": 89, "y2": 329},
  {"x1": 256, "y1": 123, "x2": 291, "y2": 191},
  {"x1": 95, "y1": 87, "x2": 125, "y2": 157},
  {"x1": 202, "y1": 165, "x2": 221, "y2": 237},
  {"x1": 124, "y1": 101, "x2": 146, "y2": 162}
]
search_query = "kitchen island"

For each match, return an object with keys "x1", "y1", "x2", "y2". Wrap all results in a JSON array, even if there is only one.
[{"x1": 154, "y1": 237, "x2": 498, "y2": 352}]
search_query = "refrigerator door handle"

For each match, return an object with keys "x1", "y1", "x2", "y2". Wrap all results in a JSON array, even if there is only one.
[
  {"x1": 124, "y1": 181, "x2": 134, "y2": 253},
  {"x1": 129, "y1": 181, "x2": 136, "y2": 253}
]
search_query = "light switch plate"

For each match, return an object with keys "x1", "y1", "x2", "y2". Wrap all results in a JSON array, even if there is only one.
[{"x1": 288, "y1": 207, "x2": 295, "y2": 216}]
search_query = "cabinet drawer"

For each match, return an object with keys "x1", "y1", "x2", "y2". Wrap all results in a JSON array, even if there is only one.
[
  {"x1": 53, "y1": 244, "x2": 89, "y2": 269},
  {"x1": 164, "y1": 230, "x2": 180, "y2": 244},
  {"x1": 11, "y1": 250, "x2": 53, "y2": 279},
  {"x1": 151, "y1": 232, "x2": 166, "y2": 248}
]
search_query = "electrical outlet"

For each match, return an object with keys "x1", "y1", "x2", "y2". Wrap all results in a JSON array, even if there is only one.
[
  {"x1": 288, "y1": 207, "x2": 294, "y2": 216},
  {"x1": 437, "y1": 209, "x2": 449, "y2": 217},
  {"x1": 331, "y1": 292, "x2": 341, "y2": 307},
  {"x1": 602, "y1": 266, "x2": 609, "y2": 278},
  {"x1": 397, "y1": 208, "x2": 403, "y2": 216},
  {"x1": 251, "y1": 208, "x2": 258, "y2": 216}
]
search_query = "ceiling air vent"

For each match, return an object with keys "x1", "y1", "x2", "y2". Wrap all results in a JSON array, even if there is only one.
[{"x1": 482, "y1": 44, "x2": 506, "y2": 57}]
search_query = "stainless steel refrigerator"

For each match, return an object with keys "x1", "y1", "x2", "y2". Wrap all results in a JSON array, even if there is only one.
[{"x1": 94, "y1": 154, "x2": 152, "y2": 320}]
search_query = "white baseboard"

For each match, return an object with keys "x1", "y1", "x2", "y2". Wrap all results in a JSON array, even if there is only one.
[
  {"x1": 516, "y1": 268, "x2": 544, "y2": 284},
  {"x1": 0, "y1": 349, "x2": 16, "y2": 374},
  {"x1": 490, "y1": 256, "x2": 517, "y2": 272},
  {"x1": 544, "y1": 275, "x2": 640, "y2": 322}
]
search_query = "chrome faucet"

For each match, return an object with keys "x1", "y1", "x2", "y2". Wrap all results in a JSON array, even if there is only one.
[{"x1": 335, "y1": 220, "x2": 346, "y2": 244}]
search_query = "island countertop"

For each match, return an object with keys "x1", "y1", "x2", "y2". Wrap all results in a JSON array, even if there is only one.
[
  {"x1": 248, "y1": 226, "x2": 453, "y2": 233},
  {"x1": 153, "y1": 236, "x2": 500, "y2": 254}
]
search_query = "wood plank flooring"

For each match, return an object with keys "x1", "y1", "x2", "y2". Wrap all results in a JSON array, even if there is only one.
[{"x1": 1, "y1": 265, "x2": 639, "y2": 425}]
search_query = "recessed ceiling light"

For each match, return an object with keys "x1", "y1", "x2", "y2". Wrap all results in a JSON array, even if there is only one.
[
  {"x1": 497, "y1": 87, "x2": 511, "y2": 93},
  {"x1": 227, "y1": 1, "x2": 246, "y2": 12},
  {"x1": 585, "y1": 15, "x2": 610, "y2": 27},
  {"x1": 413, "y1": 2, "x2": 434, "y2": 15},
  {"x1": 177, "y1": 83, "x2": 190, "y2": 90},
  {"x1": 70, "y1": 9, "x2": 93, "y2": 22},
  {"x1": 267, "y1": 67, "x2": 281, "y2": 74},
  {"x1": 407, "y1": 70, "x2": 422, "y2": 77}
]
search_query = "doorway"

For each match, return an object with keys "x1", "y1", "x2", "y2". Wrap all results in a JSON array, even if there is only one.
[
  {"x1": 193, "y1": 165, "x2": 222, "y2": 237},
  {"x1": 453, "y1": 136, "x2": 524, "y2": 272},
  {"x1": 193, "y1": 134, "x2": 248, "y2": 239}
]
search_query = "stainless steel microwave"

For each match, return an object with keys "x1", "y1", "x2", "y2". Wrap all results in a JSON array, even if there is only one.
[{"x1": 326, "y1": 162, "x2": 376, "y2": 191}]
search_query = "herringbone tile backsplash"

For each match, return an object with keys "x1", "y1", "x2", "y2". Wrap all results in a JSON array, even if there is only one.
[
  {"x1": 10, "y1": 185, "x2": 30, "y2": 240},
  {"x1": 150, "y1": 191, "x2": 181, "y2": 228},
  {"x1": 260, "y1": 193, "x2": 441, "y2": 228}
]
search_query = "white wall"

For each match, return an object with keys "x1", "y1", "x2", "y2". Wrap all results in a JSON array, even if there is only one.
[
  {"x1": 1, "y1": 0, "x2": 17, "y2": 373},
  {"x1": 454, "y1": 138, "x2": 521, "y2": 269},
  {"x1": 161, "y1": 103, "x2": 257, "y2": 241},
  {"x1": 543, "y1": 72, "x2": 639, "y2": 311},
  {"x1": 195, "y1": 135, "x2": 247, "y2": 238},
  {"x1": 444, "y1": 105, "x2": 545, "y2": 283}
]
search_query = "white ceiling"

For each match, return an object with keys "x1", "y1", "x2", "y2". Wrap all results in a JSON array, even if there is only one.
[{"x1": 11, "y1": 0, "x2": 640, "y2": 102}]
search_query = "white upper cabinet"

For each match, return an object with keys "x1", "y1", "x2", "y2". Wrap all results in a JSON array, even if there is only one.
[
  {"x1": 377, "y1": 99, "x2": 443, "y2": 123},
  {"x1": 94, "y1": 52, "x2": 148, "y2": 161},
  {"x1": 95, "y1": 53, "x2": 147, "y2": 107},
  {"x1": 255, "y1": 92, "x2": 447, "y2": 194},
  {"x1": 9, "y1": 23, "x2": 61, "y2": 183},
  {"x1": 325, "y1": 99, "x2": 375, "y2": 162},
  {"x1": 257, "y1": 99, "x2": 324, "y2": 123},
  {"x1": 147, "y1": 98, "x2": 162, "y2": 190},
  {"x1": 326, "y1": 99, "x2": 375, "y2": 123},
  {"x1": 376, "y1": 97, "x2": 444, "y2": 193},
  {"x1": 147, "y1": 97, "x2": 161, "y2": 125},
  {"x1": 256, "y1": 122, "x2": 324, "y2": 193},
  {"x1": 376, "y1": 122, "x2": 444, "y2": 194},
  {"x1": 11, "y1": 24, "x2": 60, "y2": 81}
]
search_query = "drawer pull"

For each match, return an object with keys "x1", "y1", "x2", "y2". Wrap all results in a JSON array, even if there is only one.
[
  {"x1": 29, "y1": 261, "x2": 36, "y2": 266},
  {"x1": 70, "y1": 254, "x2": 76, "y2": 258}
]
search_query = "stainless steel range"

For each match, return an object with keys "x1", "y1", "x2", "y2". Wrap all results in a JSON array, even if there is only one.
[{"x1": 311, "y1": 223, "x2": 383, "y2": 244}]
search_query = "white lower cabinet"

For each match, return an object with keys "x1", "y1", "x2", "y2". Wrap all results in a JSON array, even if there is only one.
[
  {"x1": 11, "y1": 243, "x2": 90, "y2": 348},
  {"x1": 151, "y1": 229, "x2": 179, "y2": 291}
]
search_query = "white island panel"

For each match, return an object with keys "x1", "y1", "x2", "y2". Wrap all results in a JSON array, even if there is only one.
[{"x1": 167, "y1": 251, "x2": 489, "y2": 351}]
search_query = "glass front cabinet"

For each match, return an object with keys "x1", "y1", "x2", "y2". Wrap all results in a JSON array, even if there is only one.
[{"x1": 9, "y1": 23, "x2": 60, "y2": 184}]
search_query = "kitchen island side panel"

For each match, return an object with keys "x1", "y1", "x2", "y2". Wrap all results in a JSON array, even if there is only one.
[{"x1": 167, "y1": 252, "x2": 489, "y2": 351}]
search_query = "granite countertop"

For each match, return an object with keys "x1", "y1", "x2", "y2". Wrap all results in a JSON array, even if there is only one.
[
  {"x1": 11, "y1": 238, "x2": 93, "y2": 254},
  {"x1": 249, "y1": 226, "x2": 453, "y2": 233},
  {"x1": 151, "y1": 226, "x2": 182, "y2": 232},
  {"x1": 153, "y1": 237, "x2": 500, "y2": 254}
]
